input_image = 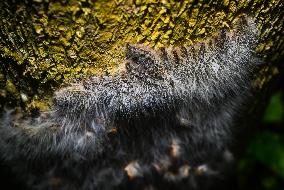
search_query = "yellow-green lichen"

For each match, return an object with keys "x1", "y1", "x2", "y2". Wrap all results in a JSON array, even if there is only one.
[{"x1": 0, "y1": 0, "x2": 283, "y2": 109}]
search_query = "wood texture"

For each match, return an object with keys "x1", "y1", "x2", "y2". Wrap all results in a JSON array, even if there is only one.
[{"x1": 0, "y1": 0, "x2": 283, "y2": 110}]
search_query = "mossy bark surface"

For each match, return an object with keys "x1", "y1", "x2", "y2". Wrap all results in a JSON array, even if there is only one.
[{"x1": 0, "y1": 0, "x2": 283, "y2": 111}]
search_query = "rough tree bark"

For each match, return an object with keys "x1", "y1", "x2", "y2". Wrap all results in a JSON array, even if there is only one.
[
  {"x1": 0, "y1": 0, "x2": 283, "y2": 190},
  {"x1": 0, "y1": 0, "x2": 283, "y2": 111}
]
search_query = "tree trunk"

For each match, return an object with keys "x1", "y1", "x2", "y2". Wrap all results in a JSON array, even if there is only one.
[
  {"x1": 0, "y1": 0, "x2": 283, "y2": 110},
  {"x1": 0, "y1": 0, "x2": 283, "y2": 190}
]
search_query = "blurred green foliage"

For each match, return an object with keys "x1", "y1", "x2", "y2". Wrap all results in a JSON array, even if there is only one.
[
  {"x1": 238, "y1": 90, "x2": 284, "y2": 190},
  {"x1": 263, "y1": 92, "x2": 284, "y2": 124},
  {"x1": 248, "y1": 132, "x2": 284, "y2": 179}
]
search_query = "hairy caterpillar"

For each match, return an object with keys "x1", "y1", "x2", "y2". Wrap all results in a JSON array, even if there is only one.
[{"x1": 0, "y1": 15, "x2": 261, "y2": 190}]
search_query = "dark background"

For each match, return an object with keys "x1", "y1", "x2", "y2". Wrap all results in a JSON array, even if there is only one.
[{"x1": 236, "y1": 68, "x2": 284, "y2": 190}]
